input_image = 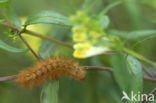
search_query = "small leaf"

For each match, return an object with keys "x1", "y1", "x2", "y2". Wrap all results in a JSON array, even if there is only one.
[
  {"x1": 98, "y1": 15, "x2": 110, "y2": 29},
  {"x1": 0, "y1": 0, "x2": 21, "y2": 27},
  {"x1": 109, "y1": 30, "x2": 156, "y2": 40},
  {"x1": 40, "y1": 80, "x2": 59, "y2": 103},
  {"x1": 25, "y1": 11, "x2": 73, "y2": 26},
  {"x1": 0, "y1": 0, "x2": 8, "y2": 3},
  {"x1": 126, "y1": 55, "x2": 143, "y2": 92},
  {"x1": 82, "y1": 0, "x2": 98, "y2": 12},
  {"x1": 99, "y1": 1, "x2": 121, "y2": 16},
  {"x1": 82, "y1": 0, "x2": 93, "y2": 9},
  {"x1": 112, "y1": 53, "x2": 143, "y2": 102},
  {"x1": 0, "y1": 40, "x2": 28, "y2": 53},
  {"x1": 0, "y1": 19, "x2": 5, "y2": 22},
  {"x1": 112, "y1": 53, "x2": 131, "y2": 91}
]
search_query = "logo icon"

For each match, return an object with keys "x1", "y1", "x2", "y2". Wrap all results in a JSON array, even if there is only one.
[
  {"x1": 121, "y1": 91, "x2": 154, "y2": 102},
  {"x1": 121, "y1": 91, "x2": 130, "y2": 101}
]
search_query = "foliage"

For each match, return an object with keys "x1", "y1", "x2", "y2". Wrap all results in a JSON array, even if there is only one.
[{"x1": 0, "y1": 0, "x2": 155, "y2": 103}]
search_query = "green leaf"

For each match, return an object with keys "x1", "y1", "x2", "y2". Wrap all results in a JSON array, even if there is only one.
[
  {"x1": 38, "y1": 27, "x2": 71, "y2": 58},
  {"x1": 126, "y1": 55, "x2": 143, "y2": 92},
  {"x1": 112, "y1": 53, "x2": 131, "y2": 91},
  {"x1": 109, "y1": 30, "x2": 156, "y2": 40},
  {"x1": 0, "y1": 40, "x2": 28, "y2": 53},
  {"x1": 25, "y1": 11, "x2": 73, "y2": 26},
  {"x1": 0, "y1": 1, "x2": 21, "y2": 26},
  {"x1": 82, "y1": 0, "x2": 99, "y2": 11},
  {"x1": 112, "y1": 53, "x2": 143, "y2": 102},
  {"x1": 0, "y1": 0, "x2": 8, "y2": 3},
  {"x1": 123, "y1": 0, "x2": 142, "y2": 29},
  {"x1": 82, "y1": 0, "x2": 92, "y2": 9},
  {"x1": 98, "y1": 15, "x2": 110, "y2": 29},
  {"x1": 0, "y1": 19, "x2": 5, "y2": 22},
  {"x1": 40, "y1": 80, "x2": 59, "y2": 103},
  {"x1": 0, "y1": 0, "x2": 21, "y2": 27},
  {"x1": 99, "y1": 1, "x2": 121, "y2": 16}
]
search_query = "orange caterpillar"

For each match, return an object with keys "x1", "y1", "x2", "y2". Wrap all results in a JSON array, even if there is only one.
[{"x1": 16, "y1": 57, "x2": 86, "y2": 87}]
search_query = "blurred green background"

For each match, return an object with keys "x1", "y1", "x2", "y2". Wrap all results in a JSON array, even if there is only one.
[{"x1": 0, "y1": 0, "x2": 155, "y2": 103}]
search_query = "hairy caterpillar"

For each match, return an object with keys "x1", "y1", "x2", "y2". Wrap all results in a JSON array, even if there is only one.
[{"x1": 16, "y1": 57, "x2": 86, "y2": 87}]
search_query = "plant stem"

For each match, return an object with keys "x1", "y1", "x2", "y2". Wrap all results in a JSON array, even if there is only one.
[
  {"x1": 24, "y1": 30, "x2": 73, "y2": 48},
  {"x1": 0, "y1": 67, "x2": 156, "y2": 82},
  {"x1": 83, "y1": 66, "x2": 112, "y2": 72},
  {"x1": 0, "y1": 75, "x2": 16, "y2": 81},
  {"x1": 0, "y1": 8, "x2": 12, "y2": 24},
  {"x1": 123, "y1": 48, "x2": 156, "y2": 68},
  {"x1": 0, "y1": 22, "x2": 73, "y2": 48},
  {"x1": 0, "y1": 22, "x2": 116, "y2": 56},
  {"x1": 18, "y1": 32, "x2": 41, "y2": 60},
  {"x1": 0, "y1": 22, "x2": 19, "y2": 30},
  {"x1": 142, "y1": 65, "x2": 155, "y2": 78}
]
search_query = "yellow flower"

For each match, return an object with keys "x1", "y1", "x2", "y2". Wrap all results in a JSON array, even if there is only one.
[
  {"x1": 73, "y1": 50, "x2": 84, "y2": 58},
  {"x1": 72, "y1": 25, "x2": 87, "y2": 33},
  {"x1": 90, "y1": 31, "x2": 101, "y2": 39},
  {"x1": 73, "y1": 32, "x2": 87, "y2": 42},
  {"x1": 72, "y1": 26, "x2": 88, "y2": 42},
  {"x1": 73, "y1": 42, "x2": 91, "y2": 58},
  {"x1": 70, "y1": 11, "x2": 90, "y2": 24},
  {"x1": 70, "y1": 15, "x2": 77, "y2": 23},
  {"x1": 73, "y1": 43, "x2": 110, "y2": 58},
  {"x1": 70, "y1": 10, "x2": 112, "y2": 58}
]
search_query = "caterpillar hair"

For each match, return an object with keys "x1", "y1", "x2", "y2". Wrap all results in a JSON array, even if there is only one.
[{"x1": 16, "y1": 57, "x2": 86, "y2": 88}]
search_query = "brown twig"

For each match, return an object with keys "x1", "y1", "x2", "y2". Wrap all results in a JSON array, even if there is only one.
[
  {"x1": 142, "y1": 65, "x2": 155, "y2": 78},
  {"x1": 24, "y1": 30, "x2": 73, "y2": 48},
  {"x1": 0, "y1": 22, "x2": 73, "y2": 48},
  {"x1": 18, "y1": 31, "x2": 41, "y2": 60},
  {"x1": 141, "y1": 88, "x2": 156, "y2": 103},
  {"x1": 0, "y1": 66, "x2": 156, "y2": 82},
  {"x1": 0, "y1": 75, "x2": 16, "y2": 81},
  {"x1": 0, "y1": 22, "x2": 19, "y2": 30},
  {"x1": 102, "y1": 52, "x2": 114, "y2": 55},
  {"x1": 85, "y1": 66, "x2": 156, "y2": 82},
  {"x1": 0, "y1": 8, "x2": 12, "y2": 25},
  {"x1": 143, "y1": 76, "x2": 156, "y2": 82},
  {"x1": 84, "y1": 66, "x2": 113, "y2": 72}
]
